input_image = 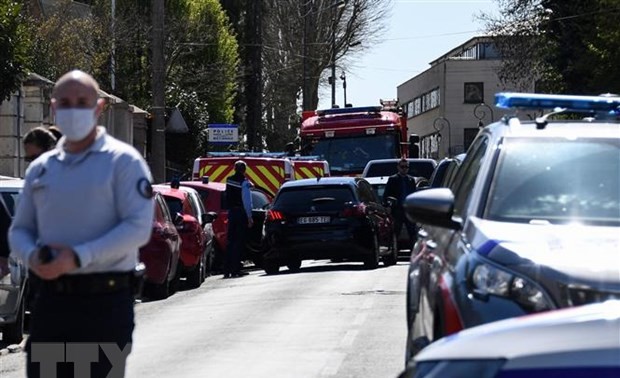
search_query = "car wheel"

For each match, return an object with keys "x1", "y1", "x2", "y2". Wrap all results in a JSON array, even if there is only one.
[
  {"x1": 2, "y1": 295, "x2": 25, "y2": 345},
  {"x1": 287, "y1": 259, "x2": 302, "y2": 273},
  {"x1": 187, "y1": 254, "x2": 204, "y2": 289},
  {"x1": 363, "y1": 235, "x2": 380, "y2": 269},
  {"x1": 205, "y1": 245, "x2": 214, "y2": 278},
  {"x1": 382, "y1": 233, "x2": 399, "y2": 267},
  {"x1": 200, "y1": 250, "x2": 208, "y2": 283},
  {"x1": 263, "y1": 260, "x2": 280, "y2": 275},
  {"x1": 146, "y1": 280, "x2": 170, "y2": 300}
]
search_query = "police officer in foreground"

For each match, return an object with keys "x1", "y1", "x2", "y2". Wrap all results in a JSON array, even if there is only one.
[
  {"x1": 224, "y1": 160, "x2": 253, "y2": 278},
  {"x1": 9, "y1": 70, "x2": 154, "y2": 378}
]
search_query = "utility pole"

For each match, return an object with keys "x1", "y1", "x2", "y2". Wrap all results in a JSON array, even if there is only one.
[
  {"x1": 151, "y1": 0, "x2": 166, "y2": 182},
  {"x1": 341, "y1": 71, "x2": 347, "y2": 105},
  {"x1": 330, "y1": 15, "x2": 337, "y2": 108}
]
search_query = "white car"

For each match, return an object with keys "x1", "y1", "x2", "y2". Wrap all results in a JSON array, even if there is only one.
[
  {"x1": 400, "y1": 300, "x2": 620, "y2": 378},
  {"x1": 0, "y1": 179, "x2": 27, "y2": 345}
]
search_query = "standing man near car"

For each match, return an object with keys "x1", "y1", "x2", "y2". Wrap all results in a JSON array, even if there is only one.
[
  {"x1": 9, "y1": 69, "x2": 154, "y2": 378},
  {"x1": 383, "y1": 158, "x2": 418, "y2": 249},
  {"x1": 224, "y1": 160, "x2": 253, "y2": 278}
]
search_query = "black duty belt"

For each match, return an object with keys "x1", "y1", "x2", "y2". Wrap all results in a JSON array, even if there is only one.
[{"x1": 37, "y1": 272, "x2": 133, "y2": 295}]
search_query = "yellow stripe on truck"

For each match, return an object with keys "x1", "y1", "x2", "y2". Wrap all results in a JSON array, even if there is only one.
[
  {"x1": 210, "y1": 165, "x2": 232, "y2": 183},
  {"x1": 256, "y1": 165, "x2": 282, "y2": 190},
  {"x1": 246, "y1": 168, "x2": 277, "y2": 196}
]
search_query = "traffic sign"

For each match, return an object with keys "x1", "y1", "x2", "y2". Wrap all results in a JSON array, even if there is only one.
[{"x1": 208, "y1": 124, "x2": 239, "y2": 144}]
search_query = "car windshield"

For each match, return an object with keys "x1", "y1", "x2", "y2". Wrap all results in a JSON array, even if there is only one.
[
  {"x1": 485, "y1": 138, "x2": 620, "y2": 226},
  {"x1": 365, "y1": 161, "x2": 436, "y2": 179},
  {"x1": 274, "y1": 187, "x2": 355, "y2": 212},
  {"x1": 1, "y1": 191, "x2": 20, "y2": 216},
  {"x1": 370, "y1": 183, "x2": 386, "y2": 200},
  {"x1": 308, "y1": 134, "x2": 398, "y2": 174}
]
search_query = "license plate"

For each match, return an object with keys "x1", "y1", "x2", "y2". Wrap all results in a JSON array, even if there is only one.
[{"x1": 297, "y1": 216, "x2": 330, "y2": 224}]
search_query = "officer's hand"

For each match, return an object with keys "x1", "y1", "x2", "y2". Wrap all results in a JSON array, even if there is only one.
[
  {"x1": 248, "y1": 218, "x2": 254, "y2": 228},
  {"x1": 29, "y1": 245, "x2": 79, "y2": 280}
]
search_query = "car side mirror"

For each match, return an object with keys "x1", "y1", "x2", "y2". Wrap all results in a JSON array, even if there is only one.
[
  {"x1": 202, "y1": 212, "x2": 217, "y2": 225},
  {"x1": 174, "y1": 213, "x2": 184, "y2": 226}
]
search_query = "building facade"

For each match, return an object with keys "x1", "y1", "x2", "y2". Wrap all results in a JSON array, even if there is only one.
[{"x1": 397, "y1": 36, "x2": 533, "y2": 159}]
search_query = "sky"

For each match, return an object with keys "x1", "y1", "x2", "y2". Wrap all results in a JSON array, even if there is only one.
[{"x1": 317, "y1": 0, "x2": 500, "y2": 110}]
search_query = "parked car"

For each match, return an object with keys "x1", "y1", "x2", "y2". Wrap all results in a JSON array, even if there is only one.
[
  {"x1": 427, "y1": 153, "x2": 466, "y2": 189},
  {"x1": 400, "y1": 300, "x2": 620, "y2": 377},
  {"x1": 262, "y1": 177, "x2": 398, "y2": 274},
  {"x1": 0, "y1": 179, "x2": 27, "y2": 344},
  {"x1": 178, "y1": 179, "x2": 272, "y2": 269},
  {"x1": 403, "y1": 93, "x2": 620, "y2": 362},
  {"x1": 362, "y1": 158, "x2": 437, "y2": 188},
  {"x1": 138, "y1": 192, "x2": 182, "y2": 300},
  {"x1": 152, "y1": 184, "x2": 216, "y2": 289}
]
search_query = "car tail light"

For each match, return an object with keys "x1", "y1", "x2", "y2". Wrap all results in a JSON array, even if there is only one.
[
  {"x1": 266, "y1": 209, "x2": 286, "y2": 222},
  {"x1": 340, "y1": 203, "x2": 366, "y2": 217}
]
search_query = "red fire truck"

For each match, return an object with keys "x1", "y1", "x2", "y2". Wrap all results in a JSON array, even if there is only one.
[
  {"x1": 191, "y1": 153, "x2": 329, "y2": 197},
  {"x1": 300, "y1": 99, "x2": 417, "y2": 176}
]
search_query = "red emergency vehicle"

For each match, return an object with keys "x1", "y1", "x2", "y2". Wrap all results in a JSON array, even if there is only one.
[
  {"x1": 191, "y1": 153, "x2": 330, "y2": 197},
  {"x1": 300, "y1": 99, "x2": 415, "y2": 176}
]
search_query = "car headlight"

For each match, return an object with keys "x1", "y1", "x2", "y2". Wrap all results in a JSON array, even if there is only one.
[
  {"x1": 413, "y1": 359, "x2": 506, "y2": 378},
  {"x1": 471, "y1": 263, "x2": 553, "y2": 312}
]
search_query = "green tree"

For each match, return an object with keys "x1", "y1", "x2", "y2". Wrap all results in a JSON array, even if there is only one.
[
  {"x1": 481, "y1": 0, "x2": 620, "y2": 94},
  {"x1": 0, "y1": 0, "x2": 30, "y2": 102}
]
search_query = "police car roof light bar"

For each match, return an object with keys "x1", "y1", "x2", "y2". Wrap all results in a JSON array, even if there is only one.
[
  {"x1": 206, "y1": 152, "x2": 322, "y2": 160},
  {"x1": 496, "y1": 92, "x2": 620, "y2": 113},
  {"x1": 316, "y1": 106, "x2": 382, "y2": 117}
]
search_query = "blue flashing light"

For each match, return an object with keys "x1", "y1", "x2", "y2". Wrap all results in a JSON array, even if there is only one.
[
  {"x1": 495, "y1": 92, "x2": 620, "y2": 112},
  {"x1": 316, "y1": 106, "x2": 382, "y2": 117}
]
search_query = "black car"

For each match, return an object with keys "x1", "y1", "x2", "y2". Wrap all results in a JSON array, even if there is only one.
[
  {"x1": 262, "y1": 177, "x2": 398, "y2": 274},
  {"x1": 403, "y1": 93, "x2": 620, "y2": 363},
  {"x1": 427, "y1": 153, "x2": 465, "y2": 188},
  {"x1": 362, "y1": 158, "x2": 437, "y2": 188}
]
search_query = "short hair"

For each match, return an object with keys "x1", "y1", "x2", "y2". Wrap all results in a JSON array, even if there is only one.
[
  {"x1": 48, "y1": 126, "x2": 63, "y2": 140},
  {"x1": 398, "y1": 158, "x2": 409, "y2": 166},
  {"x1": 234, "y1": 160, "x2": 247, "y2": 173},
  {"x1": 23, "y1": 127, "x2": 57, "y2": 151}
]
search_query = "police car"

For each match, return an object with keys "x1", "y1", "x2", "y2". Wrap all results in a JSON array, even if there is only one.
[
  {"x1": 399, "y1": 300, "x2": 620, "y2": 378},
  {"x1": 403, "y1": 93, "x2": 620, "y2": 362}
]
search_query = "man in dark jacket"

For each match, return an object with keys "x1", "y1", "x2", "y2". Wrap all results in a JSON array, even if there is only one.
[
  {"x1": 383, "y1": 158, "x2": 417, "y2": 249},
  {"x1": 224, "y1": 160, "x2": 253, "y2": 278}
]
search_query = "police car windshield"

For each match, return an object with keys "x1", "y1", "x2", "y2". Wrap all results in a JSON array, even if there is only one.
[
  {"x1": 485, "y1": 137, "x2": 620, "y2": 226},
  {"x1": 309, "y1": 134, "x2": 398, "y2": 173}
]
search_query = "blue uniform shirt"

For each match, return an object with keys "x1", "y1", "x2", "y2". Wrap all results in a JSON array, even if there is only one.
[{"x1": 9, "y1": 127, "x2": 155, "y2": 273}]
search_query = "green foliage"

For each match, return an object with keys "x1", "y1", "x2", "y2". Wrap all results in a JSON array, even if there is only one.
[
  {"x1": 485, "y1": 0, "x2": 620, "y2": 94},
  {"x1": 0, "y1": 0, "x2": 30, "y2": 102},
  {"x1": 26, "y1": 0, "x2": 109, "y2": 83}
]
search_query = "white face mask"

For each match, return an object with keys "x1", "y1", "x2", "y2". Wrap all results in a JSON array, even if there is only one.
[{"x1": 54, "y1": 106, "x2": 98, "y2": 141}]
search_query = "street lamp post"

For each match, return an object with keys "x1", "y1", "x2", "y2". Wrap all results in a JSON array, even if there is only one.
[
  {"x1": 329, "y1": 0, "x2": 345, "y2": 108},
  {"x1": 340, "y1": 71, "x2": 347, "y2": 105},
  {"x1": 474, "y1": 103, "x2": 495, "y2": 128},
  {"x1": 330, "y1": 16, "x2": 337, "y2": 107},
  {"x1": 433, "y1": 116, "x2": 451, "y2": 156}
]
